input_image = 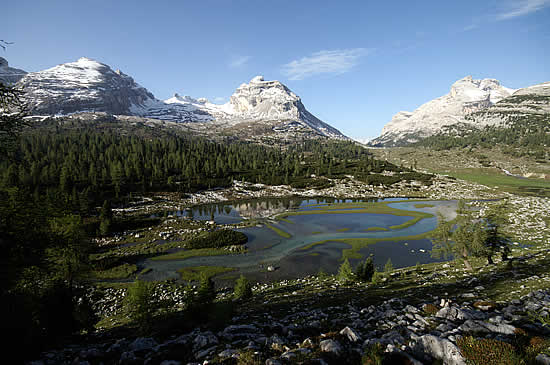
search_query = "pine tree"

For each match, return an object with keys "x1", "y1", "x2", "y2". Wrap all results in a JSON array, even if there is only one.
[
  {"x1": 356, "y1": 256, "x2": 375, "y2": 282},
  {"x1": 99, "y1": 200, "x2": 113, "y2": 235},
  {"x1": 337, "y1": 258, "x2": 354, "y2": 283},
  {"x1": 195, "y1": 273, "x2": 216, "y2": 306},
  {"x1": 233, "y1": 274, "x2": 252, "y2": 299}
]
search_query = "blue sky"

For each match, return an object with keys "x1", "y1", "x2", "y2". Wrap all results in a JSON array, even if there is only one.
[{"x1": 3, "y1": 0, "x2": 550, "y2": 139}]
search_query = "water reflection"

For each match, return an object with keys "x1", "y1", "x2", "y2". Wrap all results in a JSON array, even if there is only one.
[{"x1": 143, "y1": 198, "x2": 456, "y2": 283}]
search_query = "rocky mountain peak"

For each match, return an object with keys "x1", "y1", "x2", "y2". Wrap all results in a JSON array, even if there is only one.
[
  {"x1": 15, "y1": 57, "x2": 347, "y2": 140},
  {"x1": 370, "y1": 75, "x2": 516, "y2": 146},
  {"x1": 0, "y1": 57, "x2": 27, "y2": 84},
  {"x1": 250, "y1": 75, "x2": 265, "y2": 83},
  {"x1": 18, "y1": 57, "x2": 155, "y2": 115},
  {"x1": 229, "y1": 76, "x2": 300, "y2": 117}
]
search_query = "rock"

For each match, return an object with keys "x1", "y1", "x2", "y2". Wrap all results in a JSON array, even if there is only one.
[
  {"x1": 268, "y1": 334, "x2": 286, "y2": 351},
  {"x1": 265, "y1": 359, "x2": 282, "y2": 365},
  {"x1": 536, "y1": 353, "x2": 550, "y2": 365},
  {"x1": 415, "y1": 334, "x2": 466, "y2": 365},
  {"x1": 340, "y1": 326, "x2": 360, "y2": 342},
  {"x1": 436, "y1": 306, "x2": 471, "y2": 321},
  {"x1": 159, "y1": 361, "x2": 182, "y2": 365},
  {"x1": 473, "y1": 300, "x2": 497, "y2": 311},
  {"x1": 458, "y1": 319, "x2": 516, "y2": 335},
  {"x1": 193, "y1": 332, "x2": 218, "y2": 351},
  {"x1": 129, "y1": 337, "x2": 158, "y2": 352},
  {"x1": 119, "y1": 351, "x2": 141, "y2": 365},
  {"x1": 319, "y1": 339, "x2": 342, "y2": 355},
  {"x1": 195, "y1": 345, "x2": 217, "y2": 359},
  {"x1": 218, "y1": 349, "x2": 238, "y2": 359},
  {"x1": 301, "y1": 338, "x2": 314, "y2": 348}
]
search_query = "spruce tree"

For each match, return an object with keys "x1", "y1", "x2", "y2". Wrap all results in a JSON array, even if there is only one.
[{"x1": 337, "y1": 258, "x2": 354, "y2": 283}]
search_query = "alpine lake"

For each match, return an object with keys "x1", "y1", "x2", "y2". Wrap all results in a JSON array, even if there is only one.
[{"x1": 139, "y1": 198, "x2": 458, "y2": 284}]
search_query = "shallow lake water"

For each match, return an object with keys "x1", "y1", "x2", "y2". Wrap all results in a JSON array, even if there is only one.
[{"x1": 142, "y1": 198, "x2": 457, "y2": 283}]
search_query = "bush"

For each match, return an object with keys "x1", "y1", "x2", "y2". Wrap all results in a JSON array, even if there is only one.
[
  {"x1": 234, "y1": 275, "x2": 252, "y2": 300},
  {"x1": 186, "y1": 229, "x2": 247, "y2": 249},
  {"x1": 356, "y1": 256, "x2": 375, "y2": 282},
  {"x1": 362, "y1": 343, "x2": 384, "y2": 365},
  {"x1": 457, "y1": 336, "x2": 521, "y2": 365},
  {"x1": 317, "y1": 268, "x2": 329, "y2": 280},
  {"x1": 124, "y1": 280, "x2": 156, "y2": 333},
  {"x1": 423, "y1": 303, "x2": 439, "y2": 316}
]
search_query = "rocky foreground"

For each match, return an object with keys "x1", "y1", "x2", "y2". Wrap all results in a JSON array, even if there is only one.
[{"x1": 30, "y1": 279, "x2": 550, "y2": 365}]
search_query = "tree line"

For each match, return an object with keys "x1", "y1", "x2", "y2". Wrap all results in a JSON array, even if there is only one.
[{"x1": 416, "y1": 113, "x2": 550, "y2": 161}]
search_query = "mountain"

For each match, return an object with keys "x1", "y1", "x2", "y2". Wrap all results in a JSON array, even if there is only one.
[
  {"x1": 370, "y1": 76, "x2": 515, "y2": 146},
  {"x1": 0, "y1": 57, "x2": 27, "y2": 84},
  {"x1": 18, "y1": 57, "x2": 156, "y2": 115},
  {"x1": 409, "y1": 81, "x2": 550, "y2": 155},
  {"x1": 16, "y1": 57, "x2": 346, "y2": 139}
]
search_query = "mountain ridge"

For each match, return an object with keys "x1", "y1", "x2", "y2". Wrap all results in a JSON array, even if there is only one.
[
  {"x1": 370, "y1": 76, "x2": 519, "y2": 146},
  {"x1": 14, "y1": 57, "x2": 347, "y2": 140}
]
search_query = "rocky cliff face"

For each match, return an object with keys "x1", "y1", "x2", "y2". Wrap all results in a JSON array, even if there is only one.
[
  {"x1": 370, "y1": 76, "x2": 515, "y2": 146},
  {"x1": 0, "y1": 57, "x2": 27, "y2": 85},
  {"x1": 467, "y1": 81, "x2": 550, "y2": 126},
  {"x1": 223, "y1": 76, "x2": 345, "y2": 138},
  {"x1": 16, "y1": 58, "x2": 346, "y2": 139}
]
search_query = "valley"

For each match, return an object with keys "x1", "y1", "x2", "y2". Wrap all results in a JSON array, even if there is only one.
[{"x1": 2, "y1": 52, "x2": 550, "y2": 364}]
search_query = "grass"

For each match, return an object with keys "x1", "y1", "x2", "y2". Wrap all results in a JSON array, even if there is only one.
[
  {"x1": 138, "y1": 267, "x2": 152, "y2": 276},
  {"x1": 300, "y1": 231, "x2": 434, "y2": 261},
  {"x1": 363, "y1": 227, "x2": 389, "y2": 232},
  {"x1": 414, "y1": 203, "x2": 434, "y2": 208},
  {"x1": 277, "y1": 217, "x2": 294, "y2": 224},
  {"x1": 389, "y1": 216, "x2": 427, "y2": 230},
  {"x1": 93, "y1": 263, "x2": 138, "y2": 279},
  {"x1": 266, "y1": 224, "x2": 292, "y2": 238},
  {"x1": 451, "y1": 169, "x2": 550, "y2": 193},
  {"x1": 177, "y1": 266, "x2": 236, "y2": 281},
  {"x1": 275, "y1": 200, "x2": 434, "y2": 223},
  {"x1": 336, "y1": 228, "x2": 350, "y2": 232},
  {"x1": 152, "y1": 247, "x2": 237, "y2": 261}
]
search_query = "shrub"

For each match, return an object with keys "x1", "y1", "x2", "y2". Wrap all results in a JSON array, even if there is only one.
[
  {"x1": 317, "y1": 268, "x2": 329, "y2": 280},
  {"x1": 371, "y1": 271, "x2": 384, "y2": 285},
  {"x1": 362, "y1": 343, "x2": 384, "y2": 365},
  {"x1": 457, "y1": 336, "x2": 521, "y2": 365},
  {"x1": 186, "y1": 229, "x2": 247, "y2": 249},
  {"x1": 234, "y1": 275, "x2": 252, "y2": 300},
  {"x1": 423, "y1": 303, "x2": 439, "y2": 316}
]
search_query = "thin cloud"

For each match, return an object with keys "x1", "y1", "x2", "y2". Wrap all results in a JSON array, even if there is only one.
[
  {"x1": 229, "y1": 55, "x2": 250, "y2": 68},
  {"x1": 281, "y1": 48, "x2": 371, "y2": 81},
  {"x1": 496, "y1": 0, "x2": 550, "y2": 20},
  {"x1": 462, "y1": 24, "x2": 478, "y2": 32}
]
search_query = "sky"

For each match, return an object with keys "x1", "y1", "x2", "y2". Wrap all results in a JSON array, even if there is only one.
[{"x1": 3, "y1": 0, "x2": 550, "y2": 140}]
